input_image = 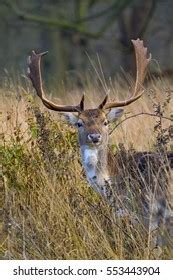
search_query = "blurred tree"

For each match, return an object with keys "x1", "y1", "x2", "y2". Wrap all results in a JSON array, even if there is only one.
[
  {"x1": 4, "y1": 0, "x2": 135, "y2": 38},
  {"x1": 118, "y1": 0, "x2": 157, "y2": 72},
  {"x1": 2, "y1": 0, "x2": 136, "y2": 86},
  {"x1": 0, "y1": 0, "x2": 158, "y2": 89}
]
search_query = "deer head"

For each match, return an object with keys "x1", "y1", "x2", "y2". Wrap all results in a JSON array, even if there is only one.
[
  {"x1": 27, "y1": 39, "x2": 151, "y2": 150},
  {"x1": 27, "y1": 39, "x2": 151, "y2": 191}
]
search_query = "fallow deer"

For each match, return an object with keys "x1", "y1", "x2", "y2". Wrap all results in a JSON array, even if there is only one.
[{"x1": 27, "y1": 39, "x2": 173, "y2": 252}]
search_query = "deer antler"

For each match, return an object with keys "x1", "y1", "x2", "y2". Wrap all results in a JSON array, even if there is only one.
[
  {"x1": 27, "y1": 51, "x2": 84, "y2": 112},
  {"x1": 100, "y1": 39, "x2": 151, "y2": 110}
]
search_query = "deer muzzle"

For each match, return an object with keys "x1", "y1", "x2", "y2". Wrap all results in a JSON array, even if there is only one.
[{"x1": 87, "y1": 133, "x2": 102, "y2": 144}]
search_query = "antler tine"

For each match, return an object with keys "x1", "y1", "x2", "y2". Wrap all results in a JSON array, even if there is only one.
[
  {"x1": 98, "y1": 94, "x2": 108, "y2": 110},
  {"x1": 102, "y1": 39, "x2": 151, "y2": 110},
  {"x1": 27, "y1": 51, "x2": 84, "y2": 113}
]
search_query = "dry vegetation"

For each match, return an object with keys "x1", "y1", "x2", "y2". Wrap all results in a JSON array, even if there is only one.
[{"x1": 0, "y1": 77, "x2": 173, "y2": 260}]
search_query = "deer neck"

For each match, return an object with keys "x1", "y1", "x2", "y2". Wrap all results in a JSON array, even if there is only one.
[{"x1": 80, "y1": 144, "x2": 111, "y2": 193}]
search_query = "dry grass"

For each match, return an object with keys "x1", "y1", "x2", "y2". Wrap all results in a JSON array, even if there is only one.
[{"x1": 0, "y1": 77, "x2": 173, "y2": 260}]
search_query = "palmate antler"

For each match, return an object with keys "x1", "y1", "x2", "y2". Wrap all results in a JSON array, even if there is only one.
[
  {"x1": 27, "y1": 39, "x2": 151, "y2": 112},
  {"x1": 27, "y1": 51, "x2": 84, "y2": 112},
  {"x1": 99, "y1": 39, "x2": 152, "y2": 110}
]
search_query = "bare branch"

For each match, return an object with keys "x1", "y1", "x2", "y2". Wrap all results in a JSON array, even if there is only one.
[
  {"x1": 5, "y1": 0, "x2": 134, "y2": 39},
  {"x1": 109, "y1": 112, "x2": 172, "y2": 135}
]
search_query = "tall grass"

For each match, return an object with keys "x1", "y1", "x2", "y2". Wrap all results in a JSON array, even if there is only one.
[{"x1": 0, "y1": 78, "x2": 172, "y2": 260}]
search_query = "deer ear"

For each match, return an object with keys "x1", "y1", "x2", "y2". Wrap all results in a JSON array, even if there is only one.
[
  {"x1": 64, "y1": 113, "x2": 78, "y2": 125},
  {"x1": 107, "y1": 108, "x2": 124, "y2": 123}
]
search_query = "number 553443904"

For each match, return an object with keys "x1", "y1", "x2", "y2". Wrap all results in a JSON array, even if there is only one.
[{"x1": 106, "y1": 266, "x2": 160, "y2": 276}]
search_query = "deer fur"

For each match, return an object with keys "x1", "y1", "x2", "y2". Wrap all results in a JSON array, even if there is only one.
[
  {"x1": 66, "y1": 109, "x2": 173, "y2": 252},
  {"x1": 27, "y1": 39, "x2": 173, "y2": 253}
]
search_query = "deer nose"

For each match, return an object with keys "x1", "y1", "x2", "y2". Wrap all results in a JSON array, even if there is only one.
[{"x1": 88, "y1": 133, "x2": 102, "y2": 143}]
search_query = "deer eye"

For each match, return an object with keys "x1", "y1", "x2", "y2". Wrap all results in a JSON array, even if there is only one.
[
  {"x1": 76, "y1": 120, "x2": 83, "y2": 128},
  {"x1": 104, "y1": 120, "x2": 108, "y2": 126}
]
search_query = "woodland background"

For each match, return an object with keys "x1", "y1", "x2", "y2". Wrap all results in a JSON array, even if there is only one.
[{"x1": 0, "y1": 0, "x2": 173, "y2": 89}]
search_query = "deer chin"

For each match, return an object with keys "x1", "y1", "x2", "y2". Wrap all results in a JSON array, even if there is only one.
[{"x1": 86, "y1": 140, "x2": 102, "y2": 147}]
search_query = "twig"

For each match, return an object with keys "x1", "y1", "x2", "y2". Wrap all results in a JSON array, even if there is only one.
[
  {"x1": 77, "y1": 192, "x2": 139, "y2": 242},
  {"x1": 109, "y1": 112, "x2": 172, "y2": 135}
]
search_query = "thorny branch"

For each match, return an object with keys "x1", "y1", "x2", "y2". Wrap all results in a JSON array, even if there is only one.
[{"x1": 109, "y1": 112, "x2": 172, "y2": 135}]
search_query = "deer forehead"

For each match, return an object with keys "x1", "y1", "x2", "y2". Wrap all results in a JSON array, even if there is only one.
[{"x1": 78, "y1": 109, "x2": 106, "y2": 125}]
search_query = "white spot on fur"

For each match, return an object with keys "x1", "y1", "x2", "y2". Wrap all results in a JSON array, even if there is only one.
[
  {"x1": 27, "y1": 56, "x2": 31, "y2": 65},
  {"x1": 87, "y1": 169, "x2": 96, "y2": 179},
  {"x1": 83, "y1": 148, "x2": 98, "y2": 167},
  {"x1": 27, "y1": 67, "x2": 30, "y2": 75},
  {"x1": 81, "y1": 146, "x2": 111, "y2": 195},
  {"x1": 82, "y1": 147, "x2": 98, "y2": 185},
  {"x1": 116, "y1": 208, "x2": 128, "y2": 217}
]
